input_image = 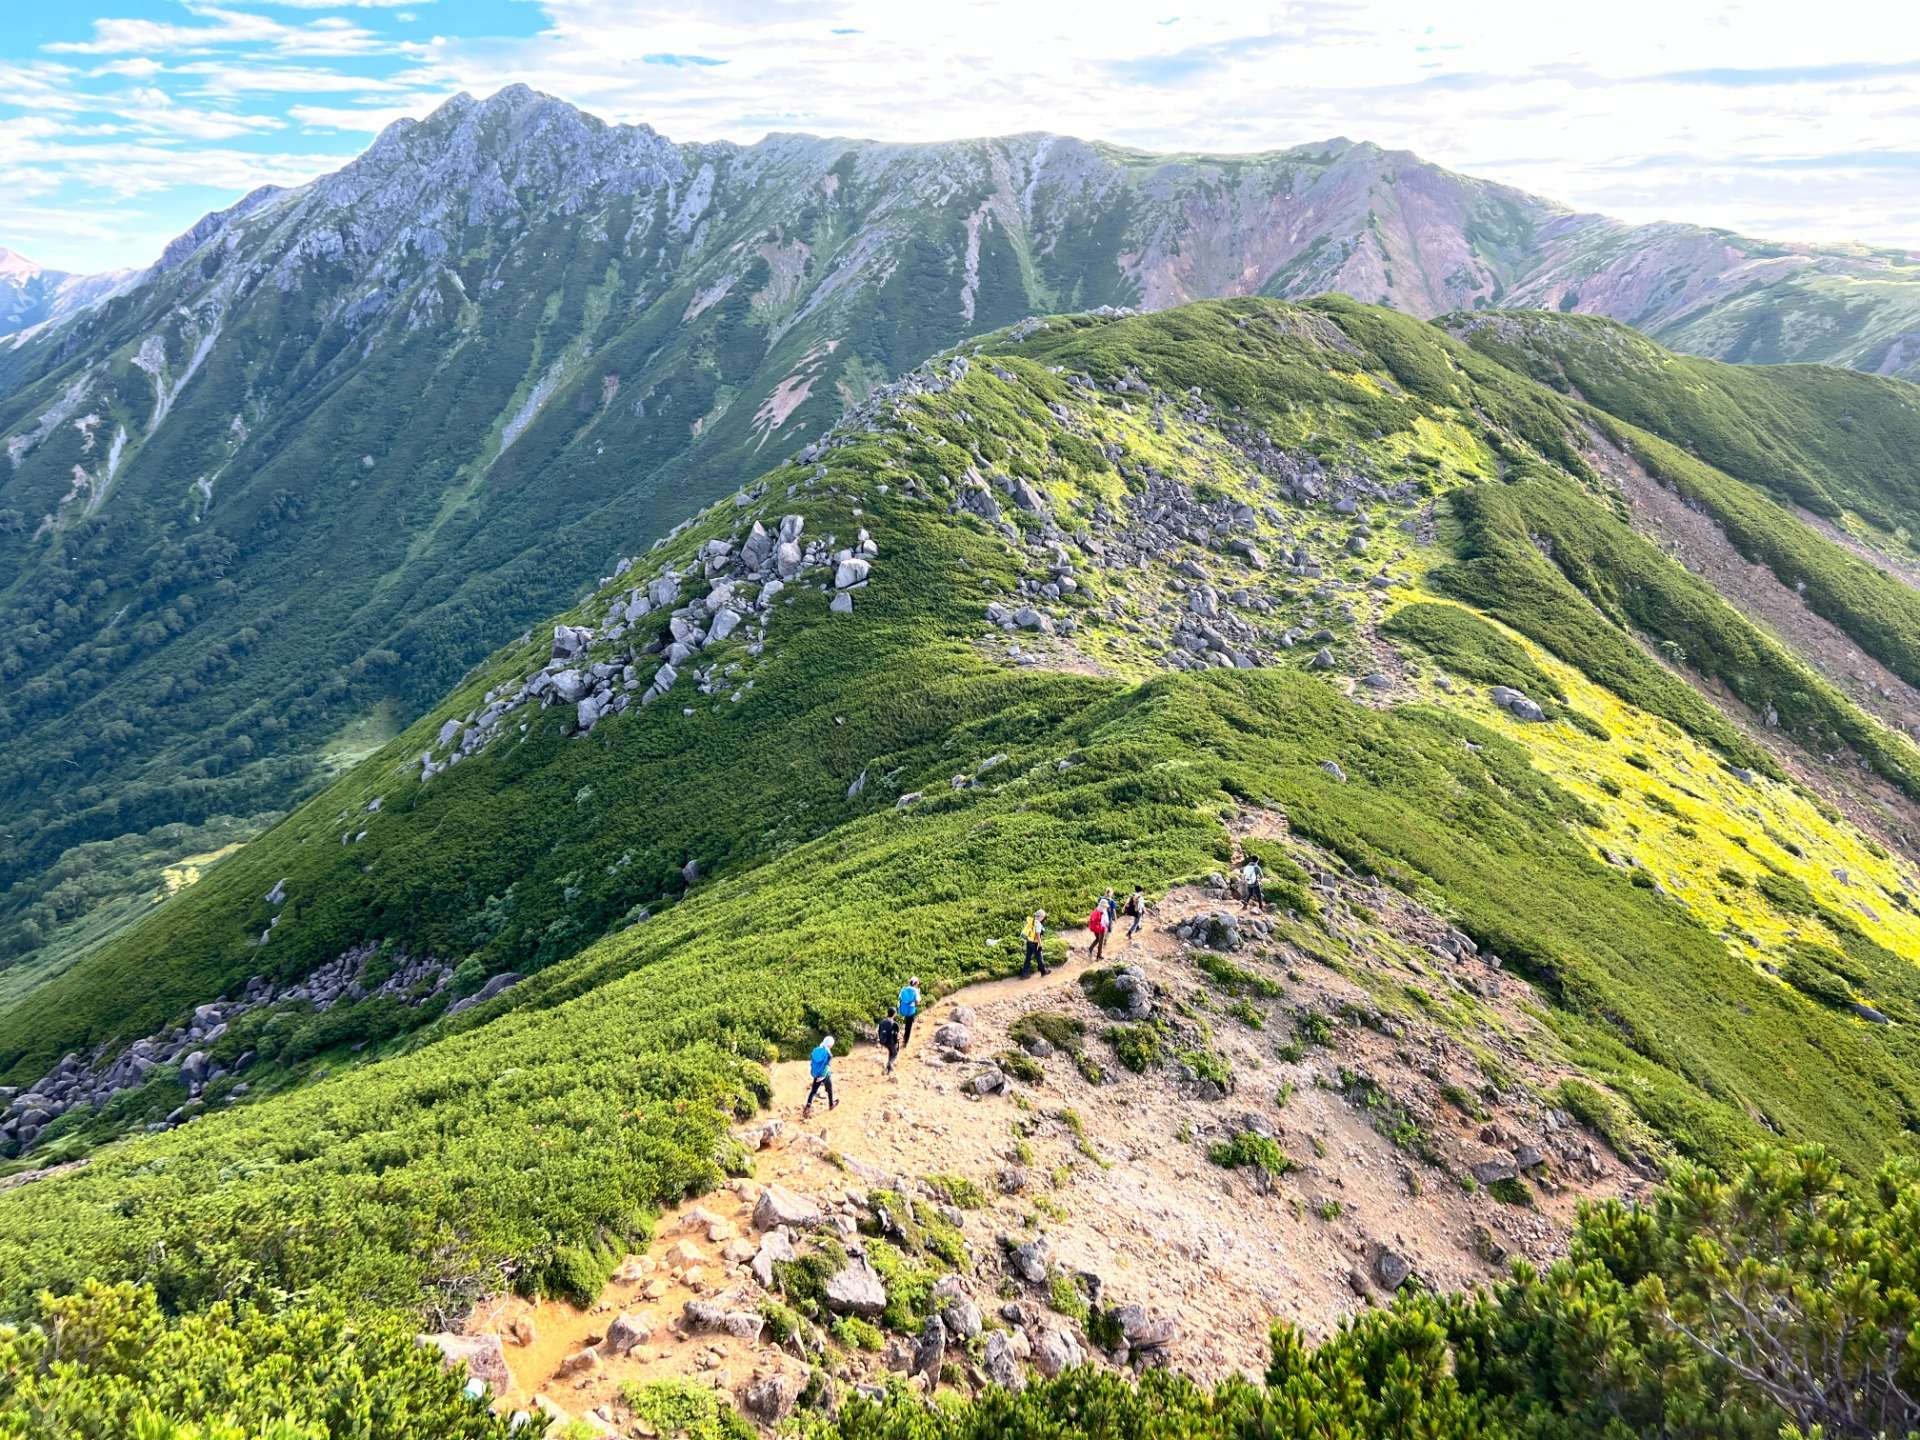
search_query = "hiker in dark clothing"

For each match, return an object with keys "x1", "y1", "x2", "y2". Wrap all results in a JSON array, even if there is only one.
[
  {"x1": 1124, "y1": 885, "x2": 1146, "y2": 939},
  {"x1": 898, "y1": 978, "x2": 921, "y2": 1046},
  {"x1": 877, "y1": 1010, "x2": 901, "y2": 1075},
  {"x1": 1239, "y1": 856, "x2": 1266, "y2": 913},
  {"x1": 803, "y1": 1034, "x2": 836, "y2": 1116}
]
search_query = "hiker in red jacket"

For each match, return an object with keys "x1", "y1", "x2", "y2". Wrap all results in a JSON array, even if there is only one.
[{"x1": 1087, "y1": 896, "x2": 1111, "y2": 962}]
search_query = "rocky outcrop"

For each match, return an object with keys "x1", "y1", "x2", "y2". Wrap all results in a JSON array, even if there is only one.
[
  {"x1": 1, "y1": 944, "x2": 458, "y2": 1157},
  {"x1": 412, "y1": 513, "x2": 880, "y2": 782}
]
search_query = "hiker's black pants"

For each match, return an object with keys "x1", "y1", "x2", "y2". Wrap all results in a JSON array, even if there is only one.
[{"x1": 806, "y1": 1075, "x2": 834, "y2": 1108}]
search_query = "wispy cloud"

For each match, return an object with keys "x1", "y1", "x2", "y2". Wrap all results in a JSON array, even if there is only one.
[
  {"x1": 47, "y1": 6, "x2": 392, "y2": 58},
  {"x1": 1648, "y1": 58, "x2": 1920, "y2": 87}
]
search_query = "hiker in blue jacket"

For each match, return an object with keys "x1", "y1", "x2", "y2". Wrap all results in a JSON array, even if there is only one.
[
  {"x1": 898, "y1": 977, "x2": 921, "y2": 1047},
  {"x1": 803, "y1": 1034, "x2": 836, "y2": 1116}
]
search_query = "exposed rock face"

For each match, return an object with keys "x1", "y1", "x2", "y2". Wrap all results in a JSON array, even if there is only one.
[{"x1": 2, "y1": 945, "x2": 457, "y2": 1157}]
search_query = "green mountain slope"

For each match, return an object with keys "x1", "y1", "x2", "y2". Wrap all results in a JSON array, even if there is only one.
[
  {"x1": 8, "y1": 297, "x2": 1920, "y2": 1278},
  {"x1": 5, "y1": 91, "x2": 1919, "y2": 997},
  {"x1": 7, "y1": 295, "x2": 1920, "y2": 1436}
]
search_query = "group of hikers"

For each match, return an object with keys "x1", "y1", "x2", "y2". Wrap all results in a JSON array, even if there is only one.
[
  {"x1": 803, "y1": 860, "x2": 1273, "y2": 1116},
  {"x1": 804, "y1": 880, "x2": 1163, "y2": 1117},
  {"x1": 1019, "y1": 882, "x2": 1148, "y2": 977}
]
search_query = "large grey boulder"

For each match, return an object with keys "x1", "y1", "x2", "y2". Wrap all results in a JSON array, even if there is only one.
[
  {"x1": 912, "y1": 1313, "x2": 946, "y2": 1379},
  {"x1": 1031, "y1": 1325, "x2": 1084, "y2": 1378},
  {"x1": 707, "y1": 607, "x2": 741, "y2": 643},
  {"x1": 775, "y1": 541, "x2": 804, "y2": 579},
  {"x1": 1111, "y1": 1303, "x2": 1178, "y2": 1351},
  {"x1": 685, "y1": 1299, "x2": 765, "y2": 1341},
  {"x1": 933, "y1": 1276, "x2": 983, "y2": 1338},
  {"x1": 1470, "y1": 1156, "x2": 1520, "y2": 1185},
  {"x1": 824, "y1": 1258, "x2": 888, "y2": 1317},
  {"x1": 605, "y1": 1312, "x2": 651, "y2": 1354},
  {"x1": 1489, "y1": 686, "x2": 1547, "y2": 722},
  {"x1": 1372, "y1": 1247, "x2": 1412, "y2": 1291},
  {"x1": 983, "y1": 1330, "x2": 1025, "y2": 1392},
  {"x1": 750, "y1": 1229, "x2": 797, "y2": 1287},
  {"x1": 834, "y1": 557, "x2": 871, "y2": 588},
  {"x1": 1005, "y1": 1238, "x2": 1049, "y2": 1285},
  {"x1": 550, "y1": 669, "x2": 590, "y2": 704},
  {"x1": 753, "y1": 1184, "x2": 822, "y2": 1231}
]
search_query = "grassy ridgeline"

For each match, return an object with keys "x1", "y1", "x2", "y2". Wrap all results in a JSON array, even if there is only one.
[{"x1": 5, "y1": 300, "x2": 1920, "y2": 1410}]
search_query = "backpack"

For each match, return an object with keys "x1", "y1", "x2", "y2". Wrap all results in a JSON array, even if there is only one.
[
  {"x1": 1089, "y1": 906, "x2": 1108, "y2": 934},
  {"x1": 1125, "y1": 892, "x2": 1142, "y2": 916}
]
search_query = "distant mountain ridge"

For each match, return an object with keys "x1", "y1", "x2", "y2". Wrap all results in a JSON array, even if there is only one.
[
  {"x1": 0, "y1": 83, "x2": 1917, "y2": 980},
  {"x1": 0, "y1": 247, "x2": 130, "y2": 338}
]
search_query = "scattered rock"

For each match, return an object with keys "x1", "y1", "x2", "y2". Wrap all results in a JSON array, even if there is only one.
[
  {"x1": 416, "y1": 1333, "x2": 512, "y2": 1396},
  {"x1": 753, "y1": 1185, "x2": 822, "y2": 1231},
  {"x1": 738, "y1": 1369, "x2": 801, "y2": 1422},
  {"x1": 825, "y1": 1258, "x2": 888, "y2": 1317},
  {"x1": 1371, "y1": 1247, "x2": 1411, "y2": 1292},
  {"x1": 605, "y1": 1313, "x2": 651, "y2": 1354}
]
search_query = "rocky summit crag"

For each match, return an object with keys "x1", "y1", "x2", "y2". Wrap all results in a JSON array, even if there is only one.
[{"x1": 4, "y1": 86, "x2": 1920, "y2": 995}]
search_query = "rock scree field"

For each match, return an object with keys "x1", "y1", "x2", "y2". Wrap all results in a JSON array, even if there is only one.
[{"x1": 3, "y1": 297, "x2": 1920, "y2": 1437}]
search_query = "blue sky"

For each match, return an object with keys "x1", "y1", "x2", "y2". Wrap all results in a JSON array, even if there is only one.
[{"x1": 3, "y1": 0, "x2": 1918, "y2": 274}]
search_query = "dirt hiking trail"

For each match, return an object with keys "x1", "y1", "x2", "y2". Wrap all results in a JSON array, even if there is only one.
[{"x1": 459, "y1": 817, "x2": 1642, "y2": 1434}]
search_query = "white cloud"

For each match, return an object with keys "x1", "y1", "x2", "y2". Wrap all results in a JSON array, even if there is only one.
[
  {"x1": 47, "y1": 5, "x2": 391, "y2": 58},
  {"x1": 175, "y1": 61, "x2": 417, "y2": 95},
  {"x1": 288, "y1": 97, "x2": 442, "y2": 131}
]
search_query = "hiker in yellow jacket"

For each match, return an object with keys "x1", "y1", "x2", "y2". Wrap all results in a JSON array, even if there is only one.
[{"x1": 1020, "y1": 908, "x2": 1048, "y2": 978}]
